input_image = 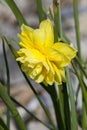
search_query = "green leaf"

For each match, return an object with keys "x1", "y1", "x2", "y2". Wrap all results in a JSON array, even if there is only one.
[
  {"x1": 59, "y1": 83, "x2": 71, "y2": 130},
  {"x1": 2, "y1": 0, "x2": 27, "y2": 26},
  {"x1": 11, "y1": 97, "x2": 53, "y2": 130},
  {"x1": 48, "y1": 85, "x2": 65, "y2": 130},
  {"x1": 1, "y1": 36, "x2": 19, "y2": 59},
  {"x1": 0, "y1": 83, "x2": 27, "y2": 130},
  {"x1": 0, "y1": 118, "x2": 9, "y2": 130},
  {"x1": 82, "y1": 101, "x2": 87, "y2": 130},
  {"x1": 73, "y1": 0, "x2": 81, "y2": 59},
  {"x1": 72, "y1": 61, "x2": 87, "y2": 113},
  {"x1": 66, "y1": 68, "x2": 78, "y2": 130},
  {"x1": 76, "y1": 57, "x2": 87, "y2": 79},
  {"x1": 2, "y1": 38, "x2": 10, "y2": 128},
  {"x1": 36, "y1": 0, "x2": 44, "y2": 22}
]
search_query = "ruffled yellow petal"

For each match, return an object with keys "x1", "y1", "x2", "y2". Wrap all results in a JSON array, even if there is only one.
[
  {"x1": 35, "y1": 68, "x2": 46, "y2": 83},
  {"x1": 18, "y1": 24, "x2": 34, "y2": 48},
  {"x1": 58, "y1": 68, "x2": 66, "y2": 82},
  {"x1": 18, "y1": 35, "x2": 32, "y2": 49},
  {"x1": 53, "y1": 42, "x2": 77, "y2": 60},
  {"x1": 29, "y1": 64, "x2": 42, "y2": 78},
  {"x1": 52, "y1": 63, "x2": 62, "y2": 84},
  {"x1": 17, "y1": 48, "x2": 50, "y2": 71},
  {"x1": 45, "y1": 47, "x2": 70, "y2": 67},
  {"x1": 21, "y1": 62, "x2": 34, "y2": 74},
  {"x1": 35, "y1": 74, "x2": 44, "y2": 83},
  {"x1": 45, "y1": 71, "x2": 54, "y2": 85},
  {"x1": 40, "y1": 19, "x2": 54, "y2": 47},
  {"x1": 21, "y1": 24, "x2": 33, "y2": 41},
  {"x1": 33, "y1": 28, "x2": 46, "y2": 46}
]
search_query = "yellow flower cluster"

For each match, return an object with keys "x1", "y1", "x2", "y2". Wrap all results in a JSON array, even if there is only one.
[{"x1": 17, "y1": 19, "x2": 77, "y2": 85}]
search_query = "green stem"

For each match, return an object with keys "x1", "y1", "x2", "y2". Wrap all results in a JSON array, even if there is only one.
[
  {"x1": 73, "y1": 0, "x2": 81, "y2": 60},
  {"x1": 72, "y1": 62, "x2": 87, "y2": 112},
  {"x1": 22, "y1": 76, "x2": 56, "y2": 130},
  {"x1": 49, "y1": 85, "x2": 65, "y2": 130},
  {"x1": 36, "y1": 0, "x2": 44, "y2": 22},
  {"x1": 58, "y1": 85, "x2": 66, "y2": 129},
  {"x1": 53, "y1": 0, "x2": 59, "y2": 42},
  {"x1": 0, "y1": 83, "x2": 27, "y2": 130},
  {"x1": 0, "y1": 117, "x2": 9, "y2": 130},
  {"x1": 2, "y1": 40, "x2": 10, "y2": 96},
  {"x1": 53, "y1": 0, "x2": 63, "y2": 42},
  {"x1": 3, "y1": 0, "x2": 27, "y2": 26},
  {"x1": 66, "y1": 68, "x2": 78, "y2": 130},
  {"x1": 72, "y1": 62, "x2": 87, "y2": 129},
  {"x1": 42, "y1": 81, "x2": 70, "y2": 130},
  {"x1": 2, "y1": 39, "x2": 10, "y2": 128},
  {"x1": 62, "y1": 32, "x2": 71, "y2": 44},
  {"x1": 76, "y1": 57, "x2": 87, "y2": 79},
  {"x1": 75, "y1": 84, "x2": 80, "y2": 106},
  {"x1": 82, "y1": 101, "x2": 87, "y2": 130},
  {"x1": 59, "y1": 83, "x2": 71, "y2": 130},
  {"x1": 57, "y1": 0, "x2": 62, "y2": 38}
]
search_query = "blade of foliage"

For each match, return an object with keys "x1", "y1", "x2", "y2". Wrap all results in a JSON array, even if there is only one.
[
  {"x1": 36, "y1": 0, "x2": 44, "y2": 22},
  {"x1": 53, "y1": 0, "x2": 63, "y2": 41},
  {"x1": 11, "y1": 97, "x2": 53, "y2": 130},
  {"x1": 0, "y1": 83, "x2": 27, "y2": 130},
  {"x1": 0, "y1": 117, "x2": 9, "y2": 130},
  {"x1": 41, "y1": 83, "x2": 66, "y2": 130},
  {"x1": 72, "y1": 61, "x2": 87, "y2": 112},
  {"x1": 48, "y1": 84, "x2": 65, "y2": 130},
  {"x1": 58, "y1": 84, "x2": 66, "y2": 129},
  {"x1": 22, "y1": 76, "x2": 56, "y2": 130},
  {"x1": 76, "y1": 84, "x2": 80, "y2": 106},
  {"x1": 57, "y1": 0, "x2": 62, "y2": 38},
  {"x1": 2, "y1": 38, "x2": 10, "y2": 128},
  {"x1": 76, "y1": 57, "x2": 87, "y2": 79},
  {"x1": 73, "y1": 0, "x2": 81, "y2": 60},
  {"x1": 62, "y1": 32, "x2": 71, "y2": 44},
  {"x1": 59, "y1": 83, "x2": 71, "y2": 130},
  {"x1": 2, "y1": 0, "x2": 27, "y2": 25},
  {"x1": 66, "y1": 68, "x2": 78, "y2": 130},
  {"x1": 82, "y1": 101, "x2": 87, "y2": 130},
  {"x1": 53, "y1": 0, "x2": 59, "y2": 42}
]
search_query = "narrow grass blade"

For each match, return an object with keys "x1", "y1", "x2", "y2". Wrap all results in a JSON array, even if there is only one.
[
  {"x1": 66, "y1": 68, "x2": 78, "y2": 130},
  {"x1": 59, "y1": 83, "x2": 71, "y2": 130},
  {"x1": 0, "y1": 117, "x2": 9, "y2": 130},
  {"x1": 36, "y1": 0, "x2": 44, "y2": 22},
  {"x1": 73, "y1": 0, "x2": 81, "y2": 60},
  {"x1": 53, "y1": 0, "x2": 59, "y2": 42},
  {"x1": 76, "y1": 57, "x2": 87, "y2": 79},
  {"x1": 11, "y1": 97, "x2": 53, "y2": 130},
  {"x1": 2, "y1": 38, "x2": 10, "y2": 128},
  {"x1": 2, "y1": 0, "x2": 27, "y2": 25},
  {"x1": 53, "y1": 0, "x2": 63, "y2": 42},
  {"x1": 72, "y1": 61, "x2": 87, "y2": 112},
  {"x1": 48, "y1": 85, "x2": 65, "y2": 130},
  {"x1": 0, "y1": 83, "x2": 27, "y2": 130},
  {"x1": 58, "y1": 84, "x2": 66, "y2": 129},
  {"x1": 82, "y1": 101, "x2": 87, "y2": 130}
]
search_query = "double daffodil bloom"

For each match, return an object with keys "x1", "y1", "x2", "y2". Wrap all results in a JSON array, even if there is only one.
[{"x1": 17, "y1": 19, "x2": 77, "y2": 85}]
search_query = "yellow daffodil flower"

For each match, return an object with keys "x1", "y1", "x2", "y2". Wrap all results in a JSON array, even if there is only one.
[{"x1": 17, "y1": 19, "x2": 77, "y2": 85}]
